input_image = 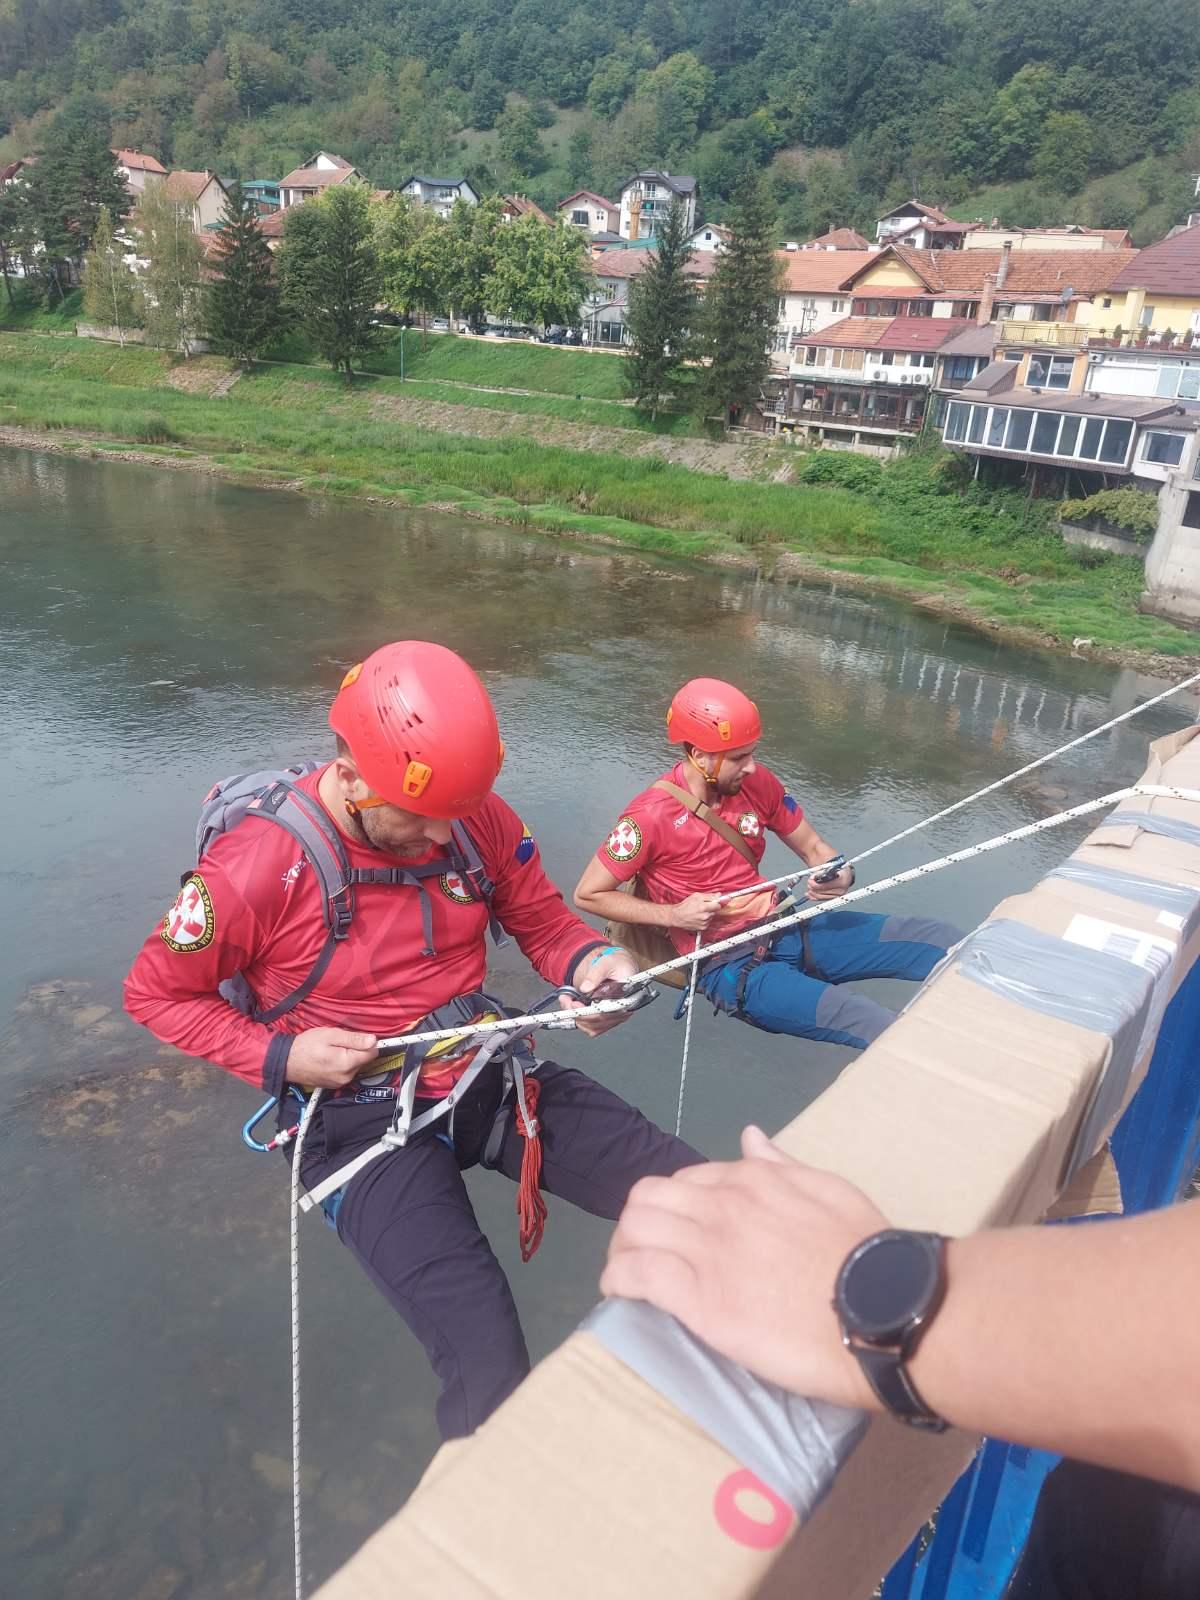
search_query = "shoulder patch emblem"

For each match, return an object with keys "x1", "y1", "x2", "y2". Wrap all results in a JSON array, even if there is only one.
[
  {"x1": 606, "y1": 817, "x2": 643, "y2": 863},
  {"x1": 161, "y1": 875, "x2": 215, "y2": 953},
  {"x1": 439, "y1": 871, "x2": 475, "y2": 906},
  {"x1": 737, "y1": 812, "x2": 762, "y2": 838},
  {"x1": 514, "y1": 824, "x2": 536, "y2": 865},
  {"x1": 782, "y1": 793, "x2": 800, "y2": 815}
]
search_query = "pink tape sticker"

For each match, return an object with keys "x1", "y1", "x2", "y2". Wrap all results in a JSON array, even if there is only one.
[{"x1": 712, "y1": 1467, "x2": 794, "y2": 1550}]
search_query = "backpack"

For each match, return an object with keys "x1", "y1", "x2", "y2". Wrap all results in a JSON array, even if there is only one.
[{"x1": 189, "y1": 762, "x2": 506, "y2": 1023}]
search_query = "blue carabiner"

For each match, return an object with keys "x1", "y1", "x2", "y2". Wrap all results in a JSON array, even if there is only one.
[{"x1": 241, "y1": 1087, "x2": 306, "y2": 1152}]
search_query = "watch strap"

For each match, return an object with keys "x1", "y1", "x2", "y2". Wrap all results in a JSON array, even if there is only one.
[{"x1": 852, "y1": 1344, "x2": 947, "y2": 1433}]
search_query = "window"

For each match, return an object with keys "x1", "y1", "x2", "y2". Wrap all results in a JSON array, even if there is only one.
[
  {"x1": 602, "y1": 282, "x2": 616, "y2": 301},
  {"x1": 1003, "y1": 351, "x2": 1022, "y2": 362},
  {"x1": 968, "y1": 405, "x2": 987, "y2": 444},
  {"x1": 571, "y1": 209, "x2": 588, "y2": 225},
  {"x1": 951, "y1": 300, "x2": 974, "y2": 318},
  {"x1": 832, "y1": 299, "x2": 844, "y2": 312},
  {"x1": 1139, "y1": 305, "x2": 1155, "y2": 329},
  {"x1": 598, "y1": 321, "x2": 624, "y2": 345},
  {"x1": 804, "y1": 346, "x2": 819, "y2": 365},
  {"x1": 1102, "y1": 297, "x2": 1112, "y2": 309},
  {"x1": 645, "y1": 182, "x2": 657, "y2": 196},
  {"x1": 1056, "y1": 416, "x2": 1081, "y2": 457},
  {"x1": 1142, "y1": 431, "x2": 1185, "y2": 466},
  {"x1": 913, "y1": 353, "x2": 935, "y2": 368},
  {"x1": 1032, "y1": 412, "x2": 1060, "y2": 454},
  {"x1": 947, "y1": 355, "x2": 975, "y2": 382},
  {"x1": 986, "y1": 408, "x2": 1007, "y2": 446},
  {"x1": 1183, "y1": 370, "x2": 1200, "y2": 400},
  {"x1": 1079, "y1": 416, "x2": 1105, "y2": 460},
  {"x1": 880, "y1": 351, "x2": 895, "y2": 365},
  {"x1": 944, "y1": 401, "x2": 968, "y2": 442},
  {"x1": 1099, "y1": 419, "x2": 1133, "y2": 463},
  {"x1": 1027, "y1": 355, "x2": 1073, "y2": 390},
  {"x1": 1004, "y1": 410, "x2": 1033, "y2": 451}
]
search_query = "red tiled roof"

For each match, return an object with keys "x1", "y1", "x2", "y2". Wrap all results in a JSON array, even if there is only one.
[
  {"x1": 279, "y1": 153, "x2": 356, "y2": 191},
  {"x1": 795, "y1": 315, "x2": 977, "y2": 352},
  {"x1": 805, "y1": 227, "x2": 871, "y2": 250},
  {"x1": 777, "y1": 249, "x2": 875, "y2": 292},
  {"x1": 258, "y1": 210, "x2": 287, "y2": 238},
  {"x1": 503, "y1": 194, "x2": 552, "y2": 223},
  {"x1": 164, "y1": 170, "x2": 222, "y2": 202},
  {"x1": 592, "y1": 248, "x2": 718, "y2": 281},
  {"x1": 115, "y1": 149, "x2": 166, "y2": 174},
  {"x1": 1106, "y1": 226, "x2": 1200, "y2": 296},
  {"x1": 558, "y1": 190, "x2": 615, "y2": 211},
  {"x1": 844, "y1": 243, "x2": 1139, "y2": 297}
]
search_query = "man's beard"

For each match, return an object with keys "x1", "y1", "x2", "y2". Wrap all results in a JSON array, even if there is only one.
[
  {"x1": 359, "y1": 809, "x2": 436, "y2": 859},
  {"x1": 714, "y1": 773, "x2": 745, "y2": 796}
]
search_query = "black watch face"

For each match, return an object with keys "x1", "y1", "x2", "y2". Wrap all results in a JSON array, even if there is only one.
[{"x1": 840, "y1": 1232, "x2": 941, "y2": 1344}]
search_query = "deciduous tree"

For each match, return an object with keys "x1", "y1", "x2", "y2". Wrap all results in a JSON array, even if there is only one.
[{"x1": 81, "y1": 204, "x2": 142, "y2": 341}]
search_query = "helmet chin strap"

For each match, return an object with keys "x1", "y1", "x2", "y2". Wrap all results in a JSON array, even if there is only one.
[{"x1": 685, "y1": 747, "x2": 724, "y2": 786}]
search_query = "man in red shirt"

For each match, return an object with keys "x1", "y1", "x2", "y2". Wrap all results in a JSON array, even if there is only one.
[
  {"x1": 575, "y1": 677, "x2": 960, "y2": 1051},
  {"x1": 125, "y1": 641, "x2": 700, "y2": 1440}
]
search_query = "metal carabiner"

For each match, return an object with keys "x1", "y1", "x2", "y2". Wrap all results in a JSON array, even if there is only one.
[{"x1": 241, "y1": 1087, "x2": 307, "y2": 1152}]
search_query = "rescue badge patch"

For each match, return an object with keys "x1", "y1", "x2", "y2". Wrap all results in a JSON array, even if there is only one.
[
  {"x1": 161, "y1": 875, "x2": 215, "y2": 953},
  {"x1": 737, "y1": 813, "x2": 762, "y2": 838},
  {"x1": 439, "y1": 871, "x2": 475, "y2": 905},
  {"x1": 605, "y1": 817, "x2": 643, "y2": 863}
]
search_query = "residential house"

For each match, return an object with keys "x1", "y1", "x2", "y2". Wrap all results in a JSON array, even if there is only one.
[
  {"x1": 784, "y1": 316, "x2": 976, "y2": 447},
  {"x1": 256, "y1": 210, "x2": 287, "y2": 251},
  {"x1": 932, "y1": 323, "x2": 997, "y2": 393},
  {"x1": 1086, "y1": 225, "x2": 1200, "y2": 339},
  {"x1": 617, "y1": 172, "x2": 698, "y2": 241},
  {"x1": 163, "y1": 171, "x2": 229, "y2": 234},
  {"x1": 875, "y1": 199, "x2": 975, "y2": 250},
  {"x1": 114, "y1": 150, "x2": 167, "y2": 195},
  {"x1": 796, "y1": 227, "x2": 872, "y2": 251},
  {"x1": 963, "y1": 223, "x2": 1133, "y2": 253},
  {"x1": 688, "y1": 222, "x2": 731, "y2": 253},
  {"x1": 279, "y1": 152, "x2": 361, "y2": 210},
  {"x1": 242, "y1": 179, "x2": 280, "y2": 215},
  {"x1": 500, "y1": 195, "x2": 551, "y2": 224},
  {"x1": 585, "y1": 247, "x2": 717, "y2": 345},
  {"x1": 558, "y1": 191, "x2": 618, "y2": 235},
  {"x1": 841, "y1": 242, "x2": 1138, "y2": 324},
  {"x1": 398, "y1": 175, "x2": 479, "y2": 219},
  {"x1": 773, "y1": 249, "x2": 876, "y2": 359},
  {"x1": 938, "y1": 360, "x2": 1195, "y2": 494}
]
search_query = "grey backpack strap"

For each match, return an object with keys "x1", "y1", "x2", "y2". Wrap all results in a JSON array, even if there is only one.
[{"x1": 450, "y1": 819, "x2": 509, "y2": 948}]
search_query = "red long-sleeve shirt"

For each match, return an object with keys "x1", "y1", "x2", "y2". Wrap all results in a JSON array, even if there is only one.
[{"x1": 125, "y1": 767, "x2": 603, "y2": 1090}]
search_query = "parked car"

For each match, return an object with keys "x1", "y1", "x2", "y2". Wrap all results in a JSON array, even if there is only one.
[
  {"x1": 540, "y1": 325, "x2": 568, "y2": 344},
  {"x1": 497, "y1": 324, "x2": 536, "y2": 340},
  {"x1": 429, "y1": 317, "x2": 451, "y2": 332},
  {"x1": 370, "y1": 310, "x2": 409, "y2": 327}
]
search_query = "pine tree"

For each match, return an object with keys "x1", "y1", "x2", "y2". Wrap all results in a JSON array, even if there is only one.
[
  {"x1": 695, "y1": 171, "x2": 783, "y2": 429},
  {"x1": 623, "y1": 199, "x2": 698, "y2": 419},
  {"x1": 279, "y1": 183, "x2": 384, "y2": 377},
  {"x1": 204, "y1": 182, "x2": 281, "y2": 365},
  {"x1": 81, "y1": 205, "x2": 142, "y2": 342},
  {"x1": 136, "y1": 183, "x2": 206, "y2": 354},
  {"x1": 24, "y1": 97, "x2": 130, "y2": 303}
]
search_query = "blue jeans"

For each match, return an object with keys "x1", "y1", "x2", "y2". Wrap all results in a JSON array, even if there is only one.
[{"x1": 697, "y1": 910, "x2": 960, "y2": 1051}]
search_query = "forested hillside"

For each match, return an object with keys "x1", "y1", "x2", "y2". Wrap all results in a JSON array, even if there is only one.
[{"x1": 4, "y1": 0, "x2": 1200, "y2": 239}]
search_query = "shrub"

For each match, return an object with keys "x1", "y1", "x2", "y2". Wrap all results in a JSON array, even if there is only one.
[
  {"x1": 1060, "y1": 487, "x2": 1159, "y2": 540},
  {"x1": 796, "y1": 450, "x2": 884, "y2": 494},
  {"x1": 131, "y1": 416, "x2": 180, "y2": 444}
]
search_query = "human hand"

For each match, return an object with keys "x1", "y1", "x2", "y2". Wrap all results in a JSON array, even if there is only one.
[
  {"x1": 600, "y1": 1125, "x2": 888, "y2": 1407},
  {"x1": 286, "y1": 1026, "x2": 379, "y2": 1089},
  {"x1": 806, "y1": 861, "x2": 854, "y2": 901},
  {"x1": 565, "y1": 947, "x2": 640, "y2": 1037},
  {"x1": 673, "y1": 892, "x2": 724, "y2": 932}
]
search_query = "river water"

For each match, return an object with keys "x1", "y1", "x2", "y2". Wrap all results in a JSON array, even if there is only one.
[{"x1": 1, "y1": 444, "x2": 1193, "y2": 1598}]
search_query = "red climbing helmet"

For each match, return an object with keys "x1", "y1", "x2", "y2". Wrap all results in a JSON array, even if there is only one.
[
  {"x1": 667, "y1": 678, "x2": 762, "y2": 752},
  {"x1": 329, "y1": 642, "x2": 504, "y2": 818}
]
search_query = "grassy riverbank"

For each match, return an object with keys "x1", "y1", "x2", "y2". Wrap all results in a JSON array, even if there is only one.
[{"x1": 2, "y1": 331, "x2": 1197, "y2": 666}]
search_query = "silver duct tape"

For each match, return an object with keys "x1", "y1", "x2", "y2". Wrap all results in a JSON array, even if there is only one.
[
  {"x1": 1048, "y1": 862, "x2": 1200, "y2": 937},
  {"x1": 583, "y1": 1297, "x2": 868, "y2": 1514},
  {"x1": 954, "y1": 918, "x2": 1171, "y2": 1182},
  {"x1": 1096, "y1": 811, "x2": 1200, "y2": 848}
]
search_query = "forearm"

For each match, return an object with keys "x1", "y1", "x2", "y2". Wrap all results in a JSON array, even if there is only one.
[
  {"x1": 911, "y1": 1205, "x2": 1200, "y2": 1489},
  {"x1": 575, "y1": 887, "x2": 681, "y2": 928}
]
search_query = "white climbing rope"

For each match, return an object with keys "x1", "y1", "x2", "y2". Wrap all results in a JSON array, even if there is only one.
[
  {"x1": 289, "y1": 1086, "x2": 323, "y2": 1600},
  {"x1": 674, "y1": 931, "x2": 702, "y2": 1137}
]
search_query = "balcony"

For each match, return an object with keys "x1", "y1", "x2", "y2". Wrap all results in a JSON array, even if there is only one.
[
  {"x1": 788, "y1": 356, "x2": 935, "y2": 386},
  {"x1": 999, "y1": 320, "x2": 1091, "y2": 348}
]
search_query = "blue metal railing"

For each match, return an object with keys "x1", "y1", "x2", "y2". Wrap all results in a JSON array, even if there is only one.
[{"x1": 880, "y1": 957, "x2": 1200, "y2": 1600}]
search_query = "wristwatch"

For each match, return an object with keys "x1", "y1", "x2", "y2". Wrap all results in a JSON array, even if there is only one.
[{"x1": 833, "y1": 1229, "x2": 948, "y2": 1432}]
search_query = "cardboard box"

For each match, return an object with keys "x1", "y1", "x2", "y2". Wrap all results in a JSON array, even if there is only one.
[{"x1": 316, "y1": 729, "x2": 1200, "y2": 1600}]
